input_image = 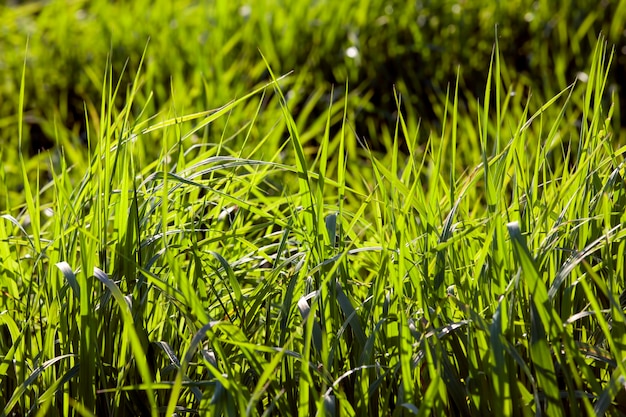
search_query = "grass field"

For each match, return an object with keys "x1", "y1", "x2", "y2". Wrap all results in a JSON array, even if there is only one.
[{"x1": 2, "y1": 1, "x2": 626, "y2": 416}]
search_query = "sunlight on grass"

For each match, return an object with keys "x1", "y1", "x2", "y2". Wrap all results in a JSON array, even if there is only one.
[{"x1": 1, "y1": 6, "x2": 626, "y2": 416}]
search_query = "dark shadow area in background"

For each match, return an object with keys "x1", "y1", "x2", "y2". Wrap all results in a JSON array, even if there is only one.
[{"x1": 1, "y1": 0, "x2": 624, "y2": 155}]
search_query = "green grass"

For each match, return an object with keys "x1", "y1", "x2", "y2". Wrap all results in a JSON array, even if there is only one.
[
  {"x1": 1, "y1": 1, "x2": 625, "y2": 181},
  {"x1": 2, "y1": 1, "x2": 626, "y2": 416},
  {"x1": 2, "y1": 31, "x2": 626, "y2": 415}
]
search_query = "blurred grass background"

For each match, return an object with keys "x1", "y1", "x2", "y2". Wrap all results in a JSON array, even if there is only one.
[{"x1": 1, "y1": 0, "x2": 625, "y2": 207}]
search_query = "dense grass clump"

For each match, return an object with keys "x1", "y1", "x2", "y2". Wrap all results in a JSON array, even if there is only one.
[
  {"x1": 3, "y1": 1, "x2": 626, "y2": 416},
  {"x1": 2, "y1": 25, "x2": 626, "y2": 416}
]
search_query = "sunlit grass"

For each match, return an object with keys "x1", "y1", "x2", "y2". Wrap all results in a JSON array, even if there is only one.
[
  {"x1": 2, "y1": 0, "x2": 625, "y2": 215},
  {"x1": 1, "y1": 29, "x2": 626, "y2": 417}
]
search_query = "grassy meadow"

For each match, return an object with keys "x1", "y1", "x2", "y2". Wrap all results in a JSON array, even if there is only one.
[{"x1": 2, "y1": 0, "x2": 626, "y2": 416}]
